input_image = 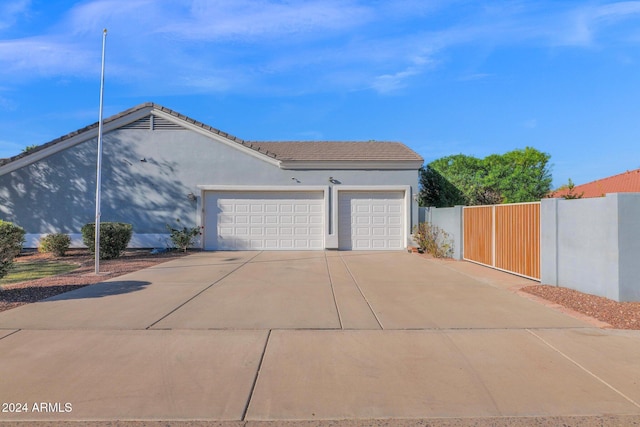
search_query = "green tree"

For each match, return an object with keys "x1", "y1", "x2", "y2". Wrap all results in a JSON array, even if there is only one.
[
  {"x1": 418, "y1": 165, "x2": 466, "y2": 207},
  {"x1": 427, "y1": 154, "x2": 486, "y2": 205},
  {"x1": 419, "y1": 147, "x2": 552, "y2": 207},
  {"x1": 483, "y1": 147, "x2": 552, "y2": 203}
]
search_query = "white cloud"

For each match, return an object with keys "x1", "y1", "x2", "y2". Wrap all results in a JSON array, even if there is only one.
[
  {"x1": 0, "y1": 0, "x2": 31, "y2": 31},
  {"x1": 159, "y1": 0, "x2": 373, "y2": 41},
  {"x1": 0, "y1": 37, "x2": 97, "y2": 77},
  {"x1": 544, "y1": 1, "x2": 640, "y2": 46},
  {"x1": 371, "y1": 67, "x2": 422, "y2": 94},
  {"x1": 3, "y1": 0, "x2": 640, "y2": 95}
]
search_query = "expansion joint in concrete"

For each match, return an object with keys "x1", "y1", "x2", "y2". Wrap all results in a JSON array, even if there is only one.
[
  {"x1": 338, "y1": 253, "x2": 384, "y2": 330},
  {"x1": 324, "y1": 251, "x2": 344, "y2": 329},
  {"x1": 242, "y1": 329, "x2": 272, "y2": 421},
  {"x1": 0, "y1": 329, "x2": 21, "y2": 341},
  {"x1": 144, "y1": 251, "x2": 264, "y2": 329},
  {"x1": 526, "y1": 328, "x2": 640, "y2": 410}
]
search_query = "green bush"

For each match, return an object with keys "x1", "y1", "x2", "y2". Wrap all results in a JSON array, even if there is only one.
[
  {"x1": 412, "y1": 222, "x2": 453, "y2": 258},
  {"x1": 39, "y1": 233, "x2": 71, "y2": 257},
  {"x1": 0, "y1": 220, "x2": 26, "y2": 279},
  {"x1": 166, "y1": 219, "x2": 201, "y2": 252},
  {"x1": 81, "y1": 222, "x2": 133, "y2": 260}
]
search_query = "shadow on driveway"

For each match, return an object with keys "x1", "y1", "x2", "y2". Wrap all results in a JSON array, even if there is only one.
[{"x1": 43, "y1": 280, "x2": 152, "y2": 301}]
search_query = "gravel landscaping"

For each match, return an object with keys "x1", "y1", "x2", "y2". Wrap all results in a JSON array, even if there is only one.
[
  {"x1": 521, "y1": 284, "x2": 640, "y2": 330},
  {"x1": 0, "y1": 249, "x2": 189, "y2": 312}
]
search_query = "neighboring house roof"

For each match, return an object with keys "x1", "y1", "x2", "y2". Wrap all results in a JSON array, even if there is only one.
[
  {"x1": 0, "y1": 102, "x2": 423, "y2": 173},
  {"x1": 551, "y1": 168, "x2": 640, "y2": 198}
]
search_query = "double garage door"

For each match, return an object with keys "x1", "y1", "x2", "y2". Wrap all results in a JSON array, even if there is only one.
[
  {"x1": 204, "y1": 191, "x2": 324, "y2": 250},
  {"x1": 203, "y1": 190, "x2": 405, "y2": 251}
]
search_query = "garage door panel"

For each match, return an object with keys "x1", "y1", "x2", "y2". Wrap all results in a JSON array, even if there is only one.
[
  {"x1": 372, "y1": 217, "x2": 386, "y2": 225},
  {"x1": 339, "y1": 191, "x2": 405, "y2": 251},
  {"x1": 205, "y1": 191, "x2": 324, "y2": 250}
]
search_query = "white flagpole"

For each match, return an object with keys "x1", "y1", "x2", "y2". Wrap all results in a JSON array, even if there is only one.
[{"x1": 94, "y1": 28, "x2": 107, "y2": 274}]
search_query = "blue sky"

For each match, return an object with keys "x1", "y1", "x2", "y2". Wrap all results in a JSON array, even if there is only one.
[{"x1": 1, "y1": 0, "x2": 640, "y2": 188}]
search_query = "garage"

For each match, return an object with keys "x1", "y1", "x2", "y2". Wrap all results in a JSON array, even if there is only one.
[
  {"x1": 338, "y1": 191, "x2": 405, "y2": 250},
  {"x1": 203, "y1": 191, "x2": 325, "y2": 250}
]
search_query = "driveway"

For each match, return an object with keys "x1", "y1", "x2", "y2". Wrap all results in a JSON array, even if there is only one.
[{"x1": 1, "y1": 251, "x2": 640, "y2": 424}]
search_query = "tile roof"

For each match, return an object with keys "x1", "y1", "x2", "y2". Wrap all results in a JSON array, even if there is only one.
[
  {"x1": 248, "y1": 141, "x2": 423, "y2": 162},
  {"x1": 551, "y1": 168, "x2": 640, "y2": 198},
  {"x1": 0, "y1": 103, "x2": 423, "y2": 168}
]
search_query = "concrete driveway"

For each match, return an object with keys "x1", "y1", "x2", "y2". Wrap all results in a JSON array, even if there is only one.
[{"x1": 1, "y1": 251, "x2": 640, "y2": 425}]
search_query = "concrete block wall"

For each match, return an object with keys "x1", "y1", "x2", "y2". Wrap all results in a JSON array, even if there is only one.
[
  {"x1": 419, "y1": 206, "x2": 464, "y2": 260},
  {"x1": 541, "y1": 193, "x2": 640, "y2": 302}
]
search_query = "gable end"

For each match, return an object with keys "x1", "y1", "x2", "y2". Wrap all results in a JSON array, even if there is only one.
[{"x1": 120, "y1": 115, "x2": 185, "y2": 131}]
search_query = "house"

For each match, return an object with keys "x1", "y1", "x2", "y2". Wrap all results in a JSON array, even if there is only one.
[
  {"x1": 0, "y1": 103, "x2": 423, "y2": 251},
  {"x1": 551, "y1": 168, "x2": 640, "y2": 198}
]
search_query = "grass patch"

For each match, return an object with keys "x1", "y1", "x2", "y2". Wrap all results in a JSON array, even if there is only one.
[{"x1": 0, "y1": 261, "x2": 78, "y2": 286}]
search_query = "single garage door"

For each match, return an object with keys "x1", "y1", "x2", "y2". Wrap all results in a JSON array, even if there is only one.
[
  {"x1": 204, "y1": 191, "x2": 324, "y2": 250},
  {"x1": 338, "y1": 191, "x2": 405, "y2": 250}
]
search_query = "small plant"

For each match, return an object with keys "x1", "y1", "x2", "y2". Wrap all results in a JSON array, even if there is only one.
[
  {"x1": 412, "y1": 222, "x2": 453, "y2": 258},
  {"x1": 560, "y1": 178, "x2": 584, "y2": 200},
  {"x1": 22, "y1": 144, "x2": 39, "y2": 153},
  {"x1": 166, "y1": 219, "x2": 201, "y2": 252},
  {"x1": 39, "y1": 233, "x2": 72, "y2": 257},
  {"x1": 0, "y1": 220, "x2": 26, "y2": 279},
  {"x1": 81, "y1": 222, "x2": 133, "y2": 260}
]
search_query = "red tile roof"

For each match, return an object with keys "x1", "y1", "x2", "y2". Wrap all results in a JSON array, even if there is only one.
[{"x1": 552, "y1": 168, "x2": 640, "y2": 198}]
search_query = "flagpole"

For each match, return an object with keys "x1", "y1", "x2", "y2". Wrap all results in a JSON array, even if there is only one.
[{"x1": 94, "y1": 28, "x2": 107, "y2": 274}]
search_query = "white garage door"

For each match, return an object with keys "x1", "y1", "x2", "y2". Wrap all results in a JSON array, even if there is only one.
[
  {"x1": 204, "y1": 191, "x2": 324, "y2": 250},
  {"x1": 338, "y1": 191, "x2": 405, "y2": 250}
]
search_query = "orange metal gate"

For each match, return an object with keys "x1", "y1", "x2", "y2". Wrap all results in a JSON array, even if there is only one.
[{"x1": 463, "y1": 202, "x2": 540, "y2": 280}]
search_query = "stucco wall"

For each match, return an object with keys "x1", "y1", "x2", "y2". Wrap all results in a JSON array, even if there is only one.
[
  {"x1": 541, "y1": 194, "x2": 640, "y2": 302},
  {"x1": 0, "y1": 127, "x2": 420, "y2": 248},
  {"x1": 614, "y1": 193, "x2": 640, "y2": 301},
  {"x1": 418, "y1": 206, "x2": 464, "y2": 260}
]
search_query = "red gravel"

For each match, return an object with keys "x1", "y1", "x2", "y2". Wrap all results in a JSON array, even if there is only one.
[
  {"x1": 522, "y1": 285, "x2": 640, "y2": 330},
  {"x1": 0, "y1": 249, "x2": 189, "y2": 313}
]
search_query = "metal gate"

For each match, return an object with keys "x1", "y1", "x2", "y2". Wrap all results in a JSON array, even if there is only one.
[{"x1": 463, "y1": 202, "x2": 540, "y2": 280}]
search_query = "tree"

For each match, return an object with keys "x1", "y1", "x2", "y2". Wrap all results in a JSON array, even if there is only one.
[
  {"x1": 483, "y1": 147, "x2": 552, "y2": 203},
  {"x1": 556, "y1": 178, "x2": 584, "y2": 199},
  {"x1": 419, "y1": 147, "x2": 552, "y2": 207},
  {"x1": 426, "y1": 154, "x2": 487, "y2": 205},
  {"x1": 418, "y1": 165, "x2": 466, "y2": 207}
]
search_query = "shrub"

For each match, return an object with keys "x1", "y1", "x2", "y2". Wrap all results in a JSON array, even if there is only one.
[
  {"x1": 39, "y1": 233, "x2": 71, "y2": 257},
  {"x1": 166, "y1": 219, "x2": 201, "y2": 252},
  {"x1": 81, "y1": 222, "x2": 133, "y2": 260},
  {"x1": 412, "y1": 222, "x2": 453, "y2": 258},
  {"x1": 0, "y1": 220, "x2": 26, "y2": 279}
]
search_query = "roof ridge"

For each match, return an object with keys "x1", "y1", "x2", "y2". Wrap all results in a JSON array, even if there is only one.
[{"x1": 575, "y1": 167, "x2": 640, "y2": 188}]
